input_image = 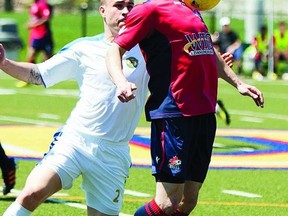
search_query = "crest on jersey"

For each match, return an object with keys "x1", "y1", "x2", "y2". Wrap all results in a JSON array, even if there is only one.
[
  {"x1": 126, "y1": 57, "x2": 139, "y2": 68},
  {"x1": 168, "y1": 156, "x2": 181, "y2": 170}
]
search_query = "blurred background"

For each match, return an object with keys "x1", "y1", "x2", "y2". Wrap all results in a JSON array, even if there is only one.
[{"x1": 1, "y1": 0, "x2": 288, "y2": 78}]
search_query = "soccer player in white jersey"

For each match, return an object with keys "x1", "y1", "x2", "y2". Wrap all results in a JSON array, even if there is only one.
[
  {"x1": 1, "y1": 0, "x2": 240, "y2": 215},
  {"x1": 0, "y1": 0, "x2": 148, "y2": 215}
]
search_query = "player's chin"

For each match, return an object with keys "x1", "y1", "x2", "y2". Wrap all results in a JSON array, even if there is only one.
[{"x1": 119, "y1": 22, "x2": 125, "y2": 28}]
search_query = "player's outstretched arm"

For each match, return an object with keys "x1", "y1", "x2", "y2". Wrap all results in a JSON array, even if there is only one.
[
  {"x1": 0, "y1": 43, "x2": 43, "y2": 85},
  {"x1": 221, "y1": 52, "x2": 233, "y2": 68},
  {"x1": 215, "y1": 49, "x2": 264, "y2": 108},
  {"x1": 106, "y1": 42, "x2": 137, "y2": 103}
]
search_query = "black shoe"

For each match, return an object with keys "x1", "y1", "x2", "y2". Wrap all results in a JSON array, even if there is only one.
[
  {"x1": 216, "y1": 100, "x2": 231, "y2": 125},
  {"x1": 2, "y1": 158, "x2": 16, "y2": 195}
]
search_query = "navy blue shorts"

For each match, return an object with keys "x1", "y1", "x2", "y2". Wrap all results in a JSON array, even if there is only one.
[
  {"x1": 31, "y1": 33, "x2": 54, "y2": 54},
  {"x1": 150, "y1": 113, "x2": 216, "y2": 183}
]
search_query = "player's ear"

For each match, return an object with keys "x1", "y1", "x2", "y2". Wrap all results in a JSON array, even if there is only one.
[{"x1": 99, "y1": 6, "x2": 105, "y2": 17}]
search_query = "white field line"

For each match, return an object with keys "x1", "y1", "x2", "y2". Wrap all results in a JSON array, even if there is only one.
[
  {"x1": 0, "y1": 88, "x2": 78, "y2": 98},
  {"x1": 37, "y1": 113, "x2": 60, "y2": 120},
  {"x1": 0, "y1": 115, "x2": 62, "y2": 126},
  {"x1": 0, "y1": 186, "x2": 68, "y2": 197},
  {"x1": 239, "y1": 116, "x2": 264, "y2": 123},
  {"x1": 124, "y1": 189, "x2": 151, "y2": 197},
  {"x1": 46, "y1": 198, "x2": 133, "y2": 215},
  {"x1": 0, "y1": 186, "x2": 144, "y2": 216},
  {"x1": 1, "y1": 110, "x2": 288, "y2": 127},
  {"x1": 230, "y1": 110, "x2": 288, "y2": 121},
  {"x1": 1, "y1": 142, "x2": 44, "y2": 157},
  {"x1": 219, "y1": 87, "x2": 288, "y2": 100},
  {"x1": 222, "y1": 190, "x2": 262, "y2": 198}
]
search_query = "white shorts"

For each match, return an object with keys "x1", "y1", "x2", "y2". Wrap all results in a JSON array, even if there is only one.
[{"x1": 38, "y1": 129, "x2": 131, "y2": 215}]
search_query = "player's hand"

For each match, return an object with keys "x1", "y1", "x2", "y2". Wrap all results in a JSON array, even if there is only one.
[
  {"x1": 237, "y1": 83, "x2": 264, "y2": 108},
  {"x1": 0, "y1": 43, "x2": 6, "y2": 65},
  {"x1": 116, "y1": 82, "x2": 137, "y2": 103},
  {"x1": 221, "y1": 52, "x2": 233, "y2": 68}
]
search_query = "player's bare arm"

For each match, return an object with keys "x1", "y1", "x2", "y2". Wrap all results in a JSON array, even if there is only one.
[
  {"x1": 28, "y1": 66, "x2": 42, "y2": 85},
  {"x1": 221, "y1": 52, "x2": 233, "y2": 68},
  {"x1": 0, "y1": 43, "x2": 43, "y2": 85},
  {"x1": 106, "y1": 42, "x2": 137, "y2": 102},
  {"x1": 215, "y1": 50, "x2": 264, "y2": 108}
]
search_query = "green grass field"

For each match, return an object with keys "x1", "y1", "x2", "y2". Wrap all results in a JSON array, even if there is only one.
[{"x1": 1, "y1": 11, "x2": 288, "y2": 216}]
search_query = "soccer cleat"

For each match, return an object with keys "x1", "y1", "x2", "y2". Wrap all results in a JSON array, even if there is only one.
[
  {"x1": 216, "y1": 100, "x2": 231, "y2": 125},
  {"x1": 15, "y1": 81, "x2": 29, "y2": 88},
  {"x1": 2, "y1": 158, "x2": 16, "y2": 195}
]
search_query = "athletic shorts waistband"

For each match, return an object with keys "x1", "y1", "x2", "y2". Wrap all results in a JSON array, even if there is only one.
[{"x1": 62, "y1": 127, "x2": 129, "y2": 147}]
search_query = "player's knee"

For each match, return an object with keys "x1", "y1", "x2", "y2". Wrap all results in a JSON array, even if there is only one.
[{"x1": 17, "y1": 187, "x2": 46, "y2": 211}]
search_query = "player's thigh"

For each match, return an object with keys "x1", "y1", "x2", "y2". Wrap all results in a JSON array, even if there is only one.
[
  {"x1": 81, "y1": 143, "x2": 131, "y2": 215},
  {"x1": 38, "y1": 133, "x2": 82, "y2": 190},
  {"x1": 16, "y1": 165, "x2": 62, "y2": 210},
  {"x1": 24, "y1": 165, "x2": 62, "y2": 196}
]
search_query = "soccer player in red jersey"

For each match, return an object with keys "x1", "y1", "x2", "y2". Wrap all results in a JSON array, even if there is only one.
[{"x1": 106, "y1": 0, "x2": 264, "y2": 215}]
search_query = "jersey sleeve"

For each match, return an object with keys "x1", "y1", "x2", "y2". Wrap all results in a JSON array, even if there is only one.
[
  {"x1": 38, "y1": 49, "x2": 79, "y2": 88},
  {"x1": 114, "y1": 3, "x2": 155, "y2": 51}
]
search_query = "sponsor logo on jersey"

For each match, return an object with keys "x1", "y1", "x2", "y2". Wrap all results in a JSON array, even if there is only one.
[{"x1": 184, "y1": 32, "x2": 214, "y2": 56}]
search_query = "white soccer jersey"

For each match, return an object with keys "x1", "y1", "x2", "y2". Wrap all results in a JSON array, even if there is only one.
[{"x1": 38, "y1": 34, "x2": 149, "y2": 144}]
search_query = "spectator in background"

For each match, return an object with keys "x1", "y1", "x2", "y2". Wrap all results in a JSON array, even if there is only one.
[
  {"x1": 249, "y1": 25, "x2": 270, "y2": 80},
  {"x1": 273, "y1": 21, "x2": 288, "y2": 75},
  {"x1": 212, "y1": 16, "x2": 243, "y2": 74},
  {"x1": 253, "y1": 25, "x2": 269, "y2": 74},
  {"x1": 0, "y1": 142, "x2": 16, "y2": 195},
  {"x1": 16, "y1": 0, "x2": 54, "y2": 88}
]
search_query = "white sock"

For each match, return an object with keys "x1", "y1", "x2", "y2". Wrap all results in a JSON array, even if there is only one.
[{"x1": 3, "y1": 201, "x2": 32, "y2": 216}]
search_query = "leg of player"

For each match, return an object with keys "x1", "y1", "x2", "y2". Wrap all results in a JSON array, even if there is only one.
[
  {"x1": 3, "y1": 165, "x2": 62, "y2": 215},
  {"x1": 87, "y1": 206, "x2": 115, "y2": 216},
  {"x1": 174, "y1": 181, "x2": 202, "y2": 214},
  {"x1": 135, "y1": 182, "x2": 184, "y2": 215},
  {"x1": 0, "y1": 143, "x2": 16, "y2": 195},
  {"x1": 155, "y1": 182, "x2": 184, "y2": 213}
]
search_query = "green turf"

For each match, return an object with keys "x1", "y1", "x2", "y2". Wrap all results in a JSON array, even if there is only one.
[{"x1": 1, "y1": 161, "x2": 288, "y2": 215}]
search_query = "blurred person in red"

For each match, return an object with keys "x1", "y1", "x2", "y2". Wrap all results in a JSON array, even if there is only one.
[{"x1": 17, "y1": 0, "x2": 54, "y2": 87}]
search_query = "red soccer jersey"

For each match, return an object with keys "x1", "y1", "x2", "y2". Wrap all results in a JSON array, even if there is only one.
[
  {"x1": 115, "y1": 0, "x2": 218, "y2": 120},
  {"x1": 30, "y1": 0, "x2": 51, "y2": 39}
]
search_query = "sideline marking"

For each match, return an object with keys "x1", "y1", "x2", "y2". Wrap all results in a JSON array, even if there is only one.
[
  {"x1": 0, "y1": 186, "x2": 69, "y2": 197},
  {"x1": 198, "y1": 201, "x2": 288, "y2": 208},
  {"x1": 124, "y1": 189, "x2": 151, "y2": 197},
  {"x1": 0, "y1": 186, "x2": 135, "y2": 216},
  {"x1": 46, "y1": 198, "x2": 133, "y2": 216},
  {"x1": 222, "y1": 190, "x2": 262, "y2": 198}
]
